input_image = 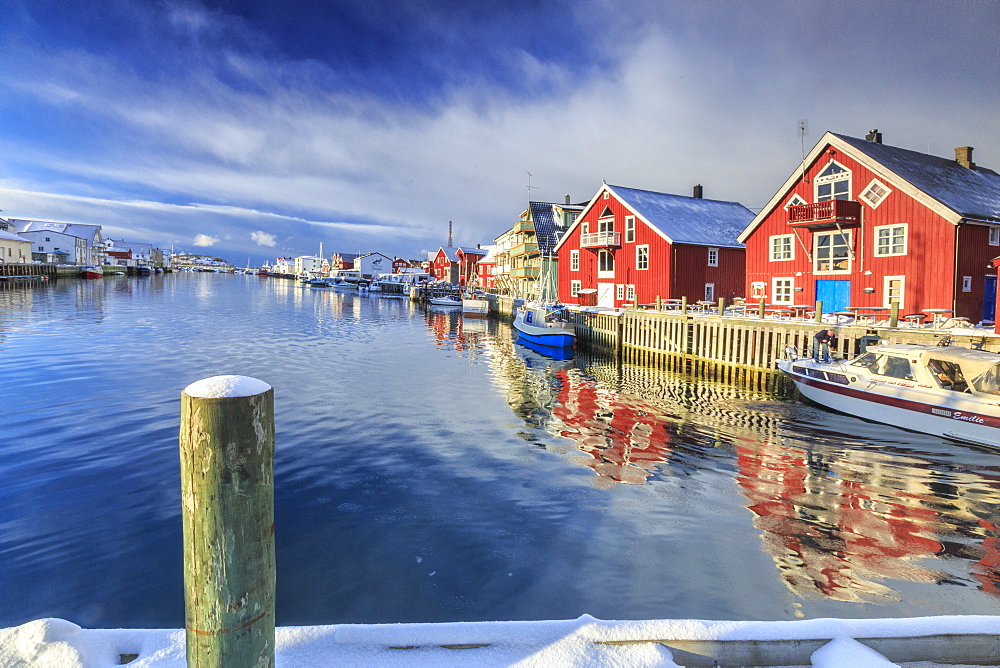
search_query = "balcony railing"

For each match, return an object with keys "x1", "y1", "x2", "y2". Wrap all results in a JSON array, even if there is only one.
[
  {"x1": 510, "y1": 266, "x2": 540, "y2": 279},
  {"x1": 581, "y1": 231, "x2": 621, "y2": 248},
  {"x1": 787, "y1": 200, "x2": 862, "y2": 227},
  {"x1": 509, "y1": 241, "x2": 539, "y2": 257}
]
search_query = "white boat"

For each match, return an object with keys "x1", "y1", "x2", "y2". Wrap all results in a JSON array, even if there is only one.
[
  {"x1": 428, "y1": 295, "x2": 463, "y2": 307},
  {"x1": 777, "y1": 343, "x2": 1000, "y2": 448},
  {"x1": 512, "y1": 302, "x2": 576, "y2": 348},
  {"x1": 462, "y1": 295, "x2": 489, "y2": 316}
]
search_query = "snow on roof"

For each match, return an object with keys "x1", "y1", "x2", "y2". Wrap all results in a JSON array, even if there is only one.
[
  {"x1": 608, "y1": 185, "x2": 751, "y2": 248},
  {"x1": 13, "y1": 220, "x2": 102, "y2": 243},
  {"x1": 5, "y1": 614, "x2": 1000, "y2": 666},
  {"x1": 456, "y1": 246, "x2": 486, "y2": 256},
  {"x1": 834, "y1": 133, "x2": 1000, "y2": 222},
  {"x1": 0, "y1": 229, "x2": 31, "y2": 243}
]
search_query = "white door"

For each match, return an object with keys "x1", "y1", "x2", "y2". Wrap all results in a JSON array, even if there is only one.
[{"x1": 597, "y1": 283, "x2": 615, "y2": 307}]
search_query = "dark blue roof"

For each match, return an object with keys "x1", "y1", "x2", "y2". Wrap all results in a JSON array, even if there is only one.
[
  {"x1": 608, "y1": 185, "x2": 752, "y2": 247},
  {"x1": 529, "y1": 202, "x2": 561, "y2": 255},
  {"x1": 834, "y1": 133, "x2": 1000, "y2": 222}
]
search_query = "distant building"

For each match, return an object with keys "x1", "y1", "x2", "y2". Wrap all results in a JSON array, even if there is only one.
[
  {"x1": 354, "y1": 252, "x2": 394, "y2": 280},
  {"x1": 106, "y1": 239, "x2": 153, "y2": 267},
  {"x1": 493, "y1": 198, "x2": 583, "y2": 298},
  {"x1": 13, "y1": 220, "x2": 104, "y2": 265}
]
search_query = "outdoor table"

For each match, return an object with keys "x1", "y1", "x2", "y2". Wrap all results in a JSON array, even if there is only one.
[
  {"x1": 694, "y1": 300, "x2": 715, "y2": 313},
  {"x1": 847, "y1": 306, "x2": 887, "y2": 325},
  {"x1": 924, "y1": 308, "x2": 953, "y2": 327},
  {"x1": 789, "y1": 304, "x2": 813, "y2": 319},
  {"x1": 767, "y1": 307, "x2": 792, "y2": 319},
  {"x1": 902, "y1": 313, "x2": 926, "y2": 327},
  {"x1": 830, "y1": 311, "x2": 854, "y2": 323}
]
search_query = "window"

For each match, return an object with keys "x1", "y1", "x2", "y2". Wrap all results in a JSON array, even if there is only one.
[
  {"x1": 861, "y1": 179, "x2": 891, "y2": 208},
  {"x1": 636, "y1": 245, "x2": 649, "y2": 270},
  {"x1": 704, "y1": 283, "x2": 715, "y2": 301},
  {"x1": 597, "y1": 250, "x2": 614, "y2": 278},
  {"x1": 564, "y1": 211, "x2": 578, "y2": 227},
  {"x1": 570, "y1": 250, "x2": 579, "y2": 271},
  {"x1": 874, "y1": 224, "x2": 907, "y2": 256},
  {"x1": 707, "y1": 247, "x2": 719, "y2": 267},
  {"x1": 814, "y1": 231, "x2": 851, "y2": 272},
  {"x1": 570, "y1": 280, "x2": 581, "y2": 296},
  {"x1": 784, "y1": 194, "x2": 807, "y2": 209},
  {"x1": 962, "y1": 276, "x2": 972, "y2": 292},
  {"x1": 874, "y1": 356, "x2": 915, "y2": 381},
  {"x1": 991, "y1": 227, "x2": 1000, "y2": 246},
  {"x1": 815, "y1": 160, "x2": 851, "y2": 201},
  {"x1": 38, "y1": 246, "x2": 44, "y2": 251},
  {"x1": 625, "y1": 216, "x2": 635, "y2": 243},
  {"x1": 884, "y1": 275, "x2": 905, "y2": 309},
  {"x1": 581, "y1": 221, "x2": 589, "y2": 236},
  {"x1": 603, "y1": 191, "x2": 609, "y2": 199},
  {"x1": 626, "y1": 284, "x2": 635, "y2": 301},
  {"x1": 770, "y1": 234, "x2": 794, "y2": 261},
  {"x1": 598, "y1": 217, "x2": 614, "y2": 234},
  {"x1": 616, "y1": 284, "x2": 624, "y2": 300},
  {"x1": 772, "y1": 278, "x2": 794, "y2": 304}
]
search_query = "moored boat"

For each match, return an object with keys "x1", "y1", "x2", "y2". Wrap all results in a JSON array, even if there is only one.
[
  {"x1": 461, "y1": 295, "x2": 489, "y2": 316},
  {"x1": 79, "y1": 266, "x2": 103, "y2": 279},
  {"x1": 778, "y1": 343, "x2": 1000, "y2": 448},
  {"x1": 512, "y1": 302, "x2": 576, "y2": 348},
  {"x1": 428, "y1": 295, "x2": 463, "y2": 307},
  {"x1": 136, "y1": 265, "x2": 153, "y2": 276}
]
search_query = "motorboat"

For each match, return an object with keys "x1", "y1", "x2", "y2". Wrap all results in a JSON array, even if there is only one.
[
  {"x1": 462, "y1": 295, "x2": 489, "y2": 316},
  {"x1": 512, "y1": 302, "x2": 576, "y2": 348},
  {"x1": 777, "y1": 343, "x2": 1000, "y2": 447},
  {"x1": 308, "y1": 277, "x2": 331, "y2": 288},
  {"x1": 136, "y1": 265, "x2": 153, "y2": 276},
  {"x1": 79, "y1": 266, "x2": 103, "y2": 279},
  {"x1": 428, "y1": 295, "x2": 463, "y2": 307}
]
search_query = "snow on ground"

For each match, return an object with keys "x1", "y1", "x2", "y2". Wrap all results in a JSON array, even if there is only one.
[{"x1": 3, "y1": 614, "x2": 1000, "y2": 667}]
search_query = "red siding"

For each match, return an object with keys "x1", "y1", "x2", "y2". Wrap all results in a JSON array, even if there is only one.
[{"x1": 744, "y1": 142, "x2": 993, "y2": 318}]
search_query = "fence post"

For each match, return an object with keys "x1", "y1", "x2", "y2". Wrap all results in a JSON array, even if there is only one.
[
  {"x1": 758, "y1": 300, "x2": 766, "y2": 319},
  {"x1": 889, "y1": 302, "x2": 899, "y2": 328},
  {"x1": 814, "y1": 300, "x2": 824, "y2": 324},
  {"x1": 680, "y1": 296, "x2": 688, "y2": 315},
  {"x1": 180, "y1": 375, "x2": 276, "y2": 668},
  {"x1": 717, "y1": 297, "x2": 726, "y2": 317}
]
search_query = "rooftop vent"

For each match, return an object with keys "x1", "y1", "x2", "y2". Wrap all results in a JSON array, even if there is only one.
[
  {"x1": 866, "y1": 129, "x2": 882, "y2": 144},
  {"x1": 565, "y1": 194, "x2": 571, "y2": 205},
  {"x1": 955, "y1": 146, "x2": 976, "y2": 170},
  {"x1": 693, "y1": 184, "x2": 703, "y2": 199}
]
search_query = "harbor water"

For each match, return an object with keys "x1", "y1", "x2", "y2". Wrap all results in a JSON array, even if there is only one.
[{"x1": 3, "y1": 273, "x2": 1000, "y2": 630}]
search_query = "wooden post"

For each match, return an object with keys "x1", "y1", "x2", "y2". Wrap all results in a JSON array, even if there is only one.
[
  {"x1": 717, "y1": 297, "x2": 725, "y2": 316},
  {"x1": 889, "y1": 302, "x2": 899, "y2": 328},
  {"x1": 655, "y1": 295, "x2": 662, "y2": 312},
  {"x1": 680, "y1": 296, "x2": 688, "y2": 315},
  {"x1": 180, "y1": 376, "x2": 276, "y2": 668},
  {"x1": 814, "y1": 300, "x2": 823, "y2": 324},
  {"x1": 757, "y1": 300, "x2": 766, "y2": 319}
]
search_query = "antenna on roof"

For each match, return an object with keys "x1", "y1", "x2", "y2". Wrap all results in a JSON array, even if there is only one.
[
  {"x1": 526, "y1": 172, "x2": 537, "y2": 203},
  {"x1": 448, "y1": 220, "x2": 453, "y2": 247},
  {"x1": 798, "y1": 119, "x2": 809, "y2": 184}
]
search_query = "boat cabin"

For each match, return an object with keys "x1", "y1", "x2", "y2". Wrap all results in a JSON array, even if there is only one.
[{"x1": 847, "y1": 345, "x2": 1000, "y2": 397}]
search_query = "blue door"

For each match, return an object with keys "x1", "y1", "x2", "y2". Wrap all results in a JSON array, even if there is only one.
[
  {"x1": 984, "y1": 275, "x2": 997, "y2": 324},
  {"x1": 815, "y1": 279, "x2": 851, "y2": 313}
]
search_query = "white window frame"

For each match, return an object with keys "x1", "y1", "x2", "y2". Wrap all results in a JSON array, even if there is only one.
[
  {"x1": 704, "y1": 283, "x2": 715, "y2": 301},
  {"x1": 570, "y1": 249, "x2": 579, "y2": 271},
  {"x1": 581, "y1": 221, "x2": 589, "y2": 236},
  {"x1": 616, "y1": 284, "x2": 624, "y2": 300},
  {"x1": 771, "y1": 277, "x2": 794, "y2": 305},
  {"x1": 636, "y1": 244, "x2": 649, "y2": 270},
  {"x1": 625, "y1": 216, "x2": 635, "y2": 243},
  {"x1": 626, "y1": 284, "x2": 635, "y2": 301},
  {"x1": 861, "y1": 179, "x2": 892, "y2": 209},
  {"x1": 814, "y1": 159, "x2": 852, "y2": 202},
  {"x1": 570, "y1": 280, "x2": 581, "y2": 296},
  {"x1": 597, "y1": 250, "x2": 614, "y2": 279},
  {"x1": 707, "y1": 247, "x2": 719, "y2": 267},
  {"x1": 770, "y1": 234, "x2": 794, "y2": 261},
  {"x1": 603, "y1": 191, "x2": 609, "y2": 199},
  {"x1": 874, "y1": 223, "x2": 908, "y2": 257},
  {"x1": 783, "y1": 194, "x2": 807, "y2": 209},
  {"x1": 814, "y1": 230, "x2": 852, "y2": 274},
  {"x1": 883, "y1": 275, "x2": 905, "y2": 310},
  {"x1": 962, "y1": 276, "x2": 973, "y2": 292},
  {"x1": 991, "y1": 227, "x2": 1000, "y2": 246}
]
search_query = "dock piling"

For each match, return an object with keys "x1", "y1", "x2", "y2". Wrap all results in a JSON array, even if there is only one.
[{"x1": 180, "y1": 375, "x2": 276, "y2": 668}]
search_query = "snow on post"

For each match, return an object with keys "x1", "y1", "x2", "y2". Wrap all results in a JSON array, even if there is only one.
[{"x1": 180, "y1": 375, "x2": 275, "y2": 667}]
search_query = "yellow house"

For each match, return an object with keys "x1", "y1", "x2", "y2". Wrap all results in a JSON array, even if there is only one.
[{"x1": 0, "y1": 227, "x2": 32, "y2": 264}]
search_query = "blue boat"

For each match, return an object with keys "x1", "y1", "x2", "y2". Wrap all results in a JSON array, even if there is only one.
[{"x1": 512, "y1": 303, "x2": 576, "y2": 348}]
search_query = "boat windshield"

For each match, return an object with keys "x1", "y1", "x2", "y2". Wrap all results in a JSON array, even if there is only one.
[
  {"x1": 928, "y1": 358, "x2": 970, "y2": 392},
  {"x1": 869, "y1": 355, "x2": 916, "y2": 381},
  {"x1": 849, "y1": 352, "x2": 878, "y2": 369},
  {"x1": 971, "y1": 363, "x2": 1000, "y2": 395}
]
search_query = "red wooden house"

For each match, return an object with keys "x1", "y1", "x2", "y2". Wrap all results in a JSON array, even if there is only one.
[
  {"x1": 430, "y1": 246, "x2": 487, "y2": 285},
  {"x1": 554, "y1": 184, "x2": 751, "y2": 308},
  {"x1": 738, "y1": 131, "x2": 1000, "y2": 322}
]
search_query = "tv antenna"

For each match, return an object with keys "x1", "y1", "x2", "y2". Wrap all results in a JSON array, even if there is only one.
[{"x1": 526, "y1": 172, "x2": 538, "y2": 202}]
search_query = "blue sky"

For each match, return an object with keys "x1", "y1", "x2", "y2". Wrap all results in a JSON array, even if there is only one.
[{"x1": 1, "y1": 0, "x2": 998, "y2": 265}]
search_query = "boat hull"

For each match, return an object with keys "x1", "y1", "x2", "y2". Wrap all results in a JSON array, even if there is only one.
[
  {"x1": 462, "y1": 298, "x2": 489, "y2": 316},
  {"x1": 778, "y1": 358, "x2": 1000, "y2": 447},
  {"x1": 79, "y1": 267, "x2": 103, "y2": 279},
  {"x1": 512, "y1": 309, "x2": 576, "y2": 349}
]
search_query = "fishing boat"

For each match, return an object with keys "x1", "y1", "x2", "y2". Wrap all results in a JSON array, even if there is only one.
[
  {"x1": 136, "y1": 265, "x2": 153, "y2": 276},
  {"x1": 428, "y1": 295, "x2": 463, "y2": 307},
  {"x1": 79, "y1": 266, "x2": 103, "y2": 279},
  {"x1": 512, "y1": 302, "x2": 576, "y2": 348},
  {"x1": 778, "y1": 343, "x2": 1000, "y2": 448}
]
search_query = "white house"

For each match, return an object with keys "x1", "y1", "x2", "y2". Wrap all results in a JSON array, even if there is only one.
[
  {"x1": 106, "y1": 239, "x2": 153, "y2": 266},
  {"x1": 13, "y1": 220, "x2": 104, "y2": 265},
  {"x1": 354, "y1": 252, "x2": 394, "y2": 280},
  {"x1": 294, "y1": 255, "x2": 325, "y2": 275}
]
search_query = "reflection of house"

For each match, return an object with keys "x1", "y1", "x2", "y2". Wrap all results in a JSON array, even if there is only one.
[
  {"x1": 14, "y1": 220, "x2": 105, "y2": 265},
  {"x1": 493, "y1": 198, "x2": 583, "y2": 297},
  {"x1": 555, "y1": 185, "x2": 750, "y2": 308},
  {"x1": 738, "y1": 131, "x2": 1000, "y2": 319}
]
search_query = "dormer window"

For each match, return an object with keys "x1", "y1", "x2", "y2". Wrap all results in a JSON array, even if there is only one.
[
  {"x1": 784, "y1": 194, "x2": 807, "y2": 209},
  {"x1": 815, "y1": 160, "x2": 851, "y2": 201}
]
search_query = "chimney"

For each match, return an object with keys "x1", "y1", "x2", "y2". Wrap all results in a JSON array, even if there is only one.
[
  {"x1": 866, "y1": 129, "x2": 882, "y2": 144},
  {"x1": 693, "y1": 184, "x2": 703, "y2": 199},
  {"x1": 564, "y1": 194, "x2": 571, "y2": 205},
  {"x1": 955, "y1": 146, "x2": 976, "y2": 170}
]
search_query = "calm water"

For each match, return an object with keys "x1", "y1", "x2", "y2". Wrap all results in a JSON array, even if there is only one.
[{"x1": 3, "y1": 273, "x2": 1000, "y2": 629}]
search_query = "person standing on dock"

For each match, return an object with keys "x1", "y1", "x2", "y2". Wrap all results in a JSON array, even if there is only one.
[{"x1": 813, "y1": 329, "x2": 836, "y2": 363}]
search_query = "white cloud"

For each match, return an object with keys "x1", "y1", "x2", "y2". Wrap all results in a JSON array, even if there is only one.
[
  {"x1": 250, "y1": 230, "x2": 277, "y2": 247},
  {"x1": 193, "y1": 234, "x2": 219, "y2": 247}
]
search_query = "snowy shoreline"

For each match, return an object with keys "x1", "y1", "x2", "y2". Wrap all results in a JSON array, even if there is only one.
[{"x1": 4, "y1": 614, "x2": 1000, "y2": 666}]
